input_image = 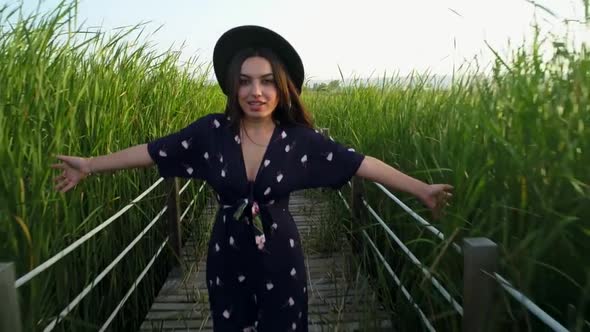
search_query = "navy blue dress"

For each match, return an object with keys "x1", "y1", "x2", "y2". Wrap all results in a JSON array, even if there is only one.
[{"x1": 146, "y1": 113, "x2": 365, "y2": 331}]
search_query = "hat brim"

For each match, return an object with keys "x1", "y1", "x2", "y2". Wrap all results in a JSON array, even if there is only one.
[{"x1": 213, "y1": 25, "x2": 304, "y2": 95}]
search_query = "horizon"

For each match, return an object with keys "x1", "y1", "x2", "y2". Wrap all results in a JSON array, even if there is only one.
[{"x1": 6, "y1": 0, "x2": 590, "y2": 80}]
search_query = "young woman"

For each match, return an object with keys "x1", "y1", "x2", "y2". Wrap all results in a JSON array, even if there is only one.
[{"x1": 51, "y1": 25, "x2": 453, "y2": 331}]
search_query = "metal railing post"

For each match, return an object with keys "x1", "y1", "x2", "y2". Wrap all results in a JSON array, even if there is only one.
[
  {"x1": 349, "y1": 177, "x2": 366, "y2": 275},
  {"x1": 318, "y1": 128, "x2": 331, "y2": 194},
  {"x1": 463, "y1": 237, "x2": 498, "y2": 332},
  {"x1": 351, "y1": 177, "x2": 365, "y2": 229},
  {"x1": 166, "y1": 178, "x2": 182, "y2": 268},
  {"x1": 1, "y1": 263, "x2": 22, "y2": 332}
]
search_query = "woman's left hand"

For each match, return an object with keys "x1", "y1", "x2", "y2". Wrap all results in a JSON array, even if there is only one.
[{"x1": 419, "y1": 184, "x2": 454, "y2": 220}]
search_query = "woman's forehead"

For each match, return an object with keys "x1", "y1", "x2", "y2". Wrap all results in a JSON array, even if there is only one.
[{"x1": 240, "y1": 56, "x2": 273, "y2": 76}]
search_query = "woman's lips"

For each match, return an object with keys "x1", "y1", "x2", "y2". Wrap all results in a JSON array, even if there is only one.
[{"x1": 248, "y1": 101, "x2": 265, "y2": 111}]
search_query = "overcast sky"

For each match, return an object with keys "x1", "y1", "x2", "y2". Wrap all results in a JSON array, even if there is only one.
[{"x1": 9, "y1": 0, "x2": 590, "y2": 80}]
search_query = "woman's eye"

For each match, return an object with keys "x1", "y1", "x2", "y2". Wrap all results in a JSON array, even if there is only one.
[
  {"x1": 239, "y1": 79, "x2": 249, "y2": 85},
  {"x1": 263, "y1": 79, "x2": 275, "y2": 84}
]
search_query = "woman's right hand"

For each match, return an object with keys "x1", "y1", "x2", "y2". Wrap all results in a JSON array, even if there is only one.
[{"x1": 51, "y1": 155, "x2": 92, "y2": 193}]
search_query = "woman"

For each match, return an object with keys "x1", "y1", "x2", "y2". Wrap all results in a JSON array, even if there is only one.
[{"x1": 51, "y1": 25, "x2": 453, "y2": 331}]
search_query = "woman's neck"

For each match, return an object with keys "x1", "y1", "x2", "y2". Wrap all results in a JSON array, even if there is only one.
[{"x1": 241, "y1": 116, "x2": 276, "y2": 133}]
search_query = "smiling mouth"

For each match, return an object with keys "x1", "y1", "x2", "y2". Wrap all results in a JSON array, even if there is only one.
[{"x1": 248, "y1": 101, "x2": 266, "y2": 106}]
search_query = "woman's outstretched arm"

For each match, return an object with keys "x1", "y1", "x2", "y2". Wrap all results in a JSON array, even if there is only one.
[
  {"x1": 85, "y1": 143, "x2": 154, "y2": 173},
  {"x1": 51, "y1": 144, "x2": 154, "y2": 193},
  {"x1": 355, "y1": 156, "x2": 453, "y2": 220}
]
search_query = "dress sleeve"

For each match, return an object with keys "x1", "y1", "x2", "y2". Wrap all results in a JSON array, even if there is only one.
[
  {"x1": 146, "y1": 113, "x2": 216, "y2": 179},
  {"x1": 302, "y1": 128, "x2": 365, "y2": 190}
]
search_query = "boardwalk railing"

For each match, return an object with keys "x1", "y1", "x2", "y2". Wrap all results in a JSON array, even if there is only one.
[
  {"x1": 338, "y1": 176, "x2": 571, "y2": 332},
  {"x1": 1, "y1": 177, "x2": 206, "y2": 332}
]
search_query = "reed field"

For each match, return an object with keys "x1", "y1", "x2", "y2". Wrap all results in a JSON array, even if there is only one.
[
  {"x1": 1, "y1": 1, "x2": 588, "y2": 331},
  {"x1": 0, "y1": 2, "x2": 222, "y2": 331},
  {"x1": 304, "y1": 37, "x2": 590, "y2": 330}
]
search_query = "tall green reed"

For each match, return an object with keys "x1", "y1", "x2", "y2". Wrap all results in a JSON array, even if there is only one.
[
  {"x1": 304, "y1": 35, "x2": 589, "y2": 330},
  {"x1": 0, "y1": 2, "x2": 224, "y2": 330}
]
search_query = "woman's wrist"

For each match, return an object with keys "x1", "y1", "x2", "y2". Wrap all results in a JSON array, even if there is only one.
[
  {"x1": 84, "y1": 157, "x2": 94, "y2": 177},
  {"x1": 413, "y1": 181, "x2": 430, "y2": 203}
]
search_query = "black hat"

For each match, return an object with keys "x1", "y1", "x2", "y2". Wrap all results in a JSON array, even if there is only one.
[{"x1": 213, "y1": 25, "x2": 304, "y2": 95}]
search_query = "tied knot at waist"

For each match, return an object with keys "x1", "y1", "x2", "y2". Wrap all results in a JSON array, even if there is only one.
[
  {"x1": 226, "y1": 198, "x2": 260, "y2": 222},
  {"x1": 220, "y1": 198, "x2": 288, "y2": 220},
  {"x1": 218, "y1": 198, "x2": 288, "y2": 252}
]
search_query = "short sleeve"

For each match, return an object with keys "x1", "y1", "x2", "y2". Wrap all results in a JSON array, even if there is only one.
[
  {"x1": 302, "y1": 128, "x2": 365, "y2": 190},
  {"x1": 146, "y1": 113, "x2": 217, "y2": 179}
]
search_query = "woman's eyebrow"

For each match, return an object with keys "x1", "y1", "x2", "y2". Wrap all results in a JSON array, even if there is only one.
[{"x1": 240, "y1": 73, "x2": 274, "y2": 78}]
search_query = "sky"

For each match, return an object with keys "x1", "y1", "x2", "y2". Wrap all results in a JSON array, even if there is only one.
[{"x1": 8, "y1": 0, "x2": 590, "y2": 81}]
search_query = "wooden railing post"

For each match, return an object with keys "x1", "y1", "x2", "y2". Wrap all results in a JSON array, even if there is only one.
[
  {"x1": 463, "y1": 237, "x2": 498, "y2": 332},
  {"x1": 165, "y1": 178, "x2": 182, "y2": 268},
  {"x1": 1, "y1": 263, "x2": 22, "y2": 332}
]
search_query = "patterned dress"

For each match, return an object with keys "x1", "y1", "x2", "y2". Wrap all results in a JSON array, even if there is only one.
[{"x1": 146, "y1": 113, "x2": 365, "y2": 331}]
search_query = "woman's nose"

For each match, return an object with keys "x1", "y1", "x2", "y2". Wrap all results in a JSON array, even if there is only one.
[{"x1": 251, "y1": 81, "x2": 262, "y2": 96}]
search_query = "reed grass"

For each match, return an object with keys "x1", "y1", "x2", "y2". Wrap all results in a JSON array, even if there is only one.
[
  {"x1": 0, "y1": 2, "x2": 222, "y2": 330},
  {"x1": 306, "y1": 35, "x2": 589, "y2": 331}
]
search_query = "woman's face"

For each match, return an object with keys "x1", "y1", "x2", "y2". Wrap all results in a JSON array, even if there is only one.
[{"x1": 238, "y1": 56, "x2": 279, "y2": 121}]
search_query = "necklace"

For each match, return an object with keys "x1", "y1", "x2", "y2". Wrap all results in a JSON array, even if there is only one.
[{"x1": 240, "y1": 120, "x2": 274, "y2": 147}]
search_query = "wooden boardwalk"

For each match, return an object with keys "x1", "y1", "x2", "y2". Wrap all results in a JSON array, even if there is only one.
[{"x1": 140, "y1": 190, "x2": 393, "y2": 331}]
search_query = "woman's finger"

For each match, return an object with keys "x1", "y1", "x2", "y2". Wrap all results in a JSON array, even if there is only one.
[
  {"x1": 55, "y1": 155, "x2": 75, "y2": 166},
  {"x1": 60, "y1": 182, "x2": 75, "y2": 193},
  {"x1": 55, "y1": 179, "x2": 70, "y2": 191},
  {"x1": 50, "y1": 163, "x2": 65, "y2": 169},
  {"x1": 53, "y1": 174, "x2": 66, "y2": 183},
  {"x1": 54, "y1": 182, "x2": 65, "y2": 191}
]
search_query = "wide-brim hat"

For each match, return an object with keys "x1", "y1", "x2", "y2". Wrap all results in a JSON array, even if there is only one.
[{"x1": 213, "y1": 25, "x2": 304, "y2": 95}]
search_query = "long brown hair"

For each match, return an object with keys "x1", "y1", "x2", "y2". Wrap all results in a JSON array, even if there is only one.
[{"x1": 223, "y1": 47, "x2": 314, "y2": 133}]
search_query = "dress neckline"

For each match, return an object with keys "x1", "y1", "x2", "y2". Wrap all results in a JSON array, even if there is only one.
[{"x1": 239, "y1": 123, "x2": 280, "y2": 186}]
